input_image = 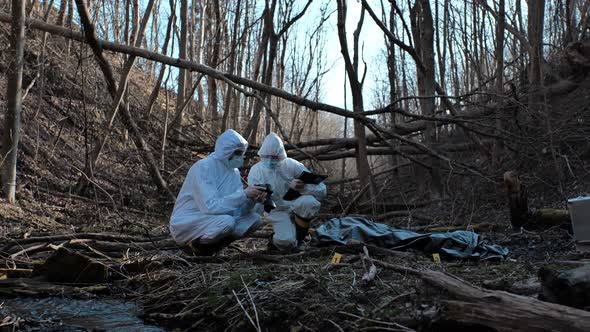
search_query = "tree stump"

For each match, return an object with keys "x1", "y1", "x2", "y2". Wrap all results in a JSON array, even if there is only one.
[
  {"x1": 504, "y1": 171, "x2": 529, "y2": 229},
  {"x1": 504, "y1": 171, "x2": 570, "y2": 229}
]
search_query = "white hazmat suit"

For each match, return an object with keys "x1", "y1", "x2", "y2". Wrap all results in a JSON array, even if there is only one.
[
  {"x1": 170, "y1": 130, "x2": 262, "y2": 246},
  {"x1": 248, "y1": 133, "x2": 327, "y2": 250}
]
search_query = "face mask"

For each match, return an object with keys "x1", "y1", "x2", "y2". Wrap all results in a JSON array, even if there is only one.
[
  {"x1": 263, "y1": 158, "x2": 281, "y2": 170},
  {"x1": 227, "y1": 155, "x2": 244, "y2": 169}
]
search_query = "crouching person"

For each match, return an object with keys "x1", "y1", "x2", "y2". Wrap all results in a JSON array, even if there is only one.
[
  {"x1": 170, "y1": 129, "x2": 268, "y2": 256},
  {"x1": 248, "y1": 133, "x2": 327, "y2": 251}
]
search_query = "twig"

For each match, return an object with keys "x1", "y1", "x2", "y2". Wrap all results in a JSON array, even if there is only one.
[
  {"x1": 338, "y1": 311, "x2": 416, "y2": 331},
  {"x1": 241, "y1": 275, "x2": 262, "y2": 332},
  {"x1": 232, "y1": 289, "x2": 260, "y2": 332},
  {"x1": 341, "y1": 182, "x2": 371, "y2": 216},
  {"x1": 327, "y1": 319, "x2": 346, "y2": 332}
]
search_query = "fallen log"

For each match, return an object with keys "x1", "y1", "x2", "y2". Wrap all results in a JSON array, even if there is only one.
[
  {"x1": 293, "y1": 141, "x2": 489, "y2": 161},
  {"x1": 0, "y1": 277, "x2": 77, "y2": 297},
  {"x1": 2, "y1": 233, "x2": 169, "y2": 253},
  {"x1": 539, "y1": 264, "x2": 590, "y2": 309},
  {"x1": 373, "y1": 259, "x2": 590, "y2": 332},
  {"x1": 65, "y1": 238, "x2": 177, "y2": 252}
]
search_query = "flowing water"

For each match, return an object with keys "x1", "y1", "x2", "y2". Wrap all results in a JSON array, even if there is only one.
[{"x1": 0, "y1": 297, "x2": 165, "y2": 331}]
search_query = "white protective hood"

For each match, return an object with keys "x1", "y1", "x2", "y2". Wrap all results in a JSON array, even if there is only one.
[
  {"x1": 248, "y1": 133, "x2": 326, "y2": 212},
  {"x1": 169, "y1": 129, "x2": 251, "y2": 245},
  {"x1": 211, "y1": 129, "x2": 248, "y2": 160},
  {"x1": 257, "y1": 132, "x2": 287, "y2": 160}
]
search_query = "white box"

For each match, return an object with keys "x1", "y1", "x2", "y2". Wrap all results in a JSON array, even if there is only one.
[{"x1": 567, "y1": 196, "x2": 590, "y2": 252}]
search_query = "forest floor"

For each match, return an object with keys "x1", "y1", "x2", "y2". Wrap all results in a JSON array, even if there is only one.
[{"x1": 1, "y1": 187, "x2": 587, "y2": 331}]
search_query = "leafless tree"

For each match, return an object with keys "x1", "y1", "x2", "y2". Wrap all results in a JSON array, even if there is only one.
[{"x1": 1, "y1": 0, "x2": 25, "y2": 203}]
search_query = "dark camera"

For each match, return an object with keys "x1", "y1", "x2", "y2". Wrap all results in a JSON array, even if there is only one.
[{"x1": 255, "y1": 184, "x2": 276, "y2": 213}]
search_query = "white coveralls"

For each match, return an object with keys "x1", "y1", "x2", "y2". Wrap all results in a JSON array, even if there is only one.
[
  {"x1": 169, "y1": 130, "x2": 262, "y2": 246},
  {"x1": 248, "y1": 133, "x2": 327, "y2": 250}
]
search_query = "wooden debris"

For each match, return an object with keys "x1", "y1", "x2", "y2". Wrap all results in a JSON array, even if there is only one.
[
  {"x1": 372, "y1": 259, "x2": 590, "y2": 332},
  {"x1": 0, "y1": 268, "x2": 33, "y2": 279},
  {"x1": 33, "y1": 246, "x2": 108, "y2": 284},
  {"x1": 0, "y1": 277, "x2": 77, "y2": 297},
  {"x1": 361, "y1": 246, "x2": 377, "y2": 283},
  {"x1": 504, "y1": 171, "x2": 529, "y2": 229},
  {"x1": 539, "y1": 264, "x2": 590, "y2": 309},
  {"x1": 504, "y1": 171, "x2": 570, "y2": 229},
  {"x1": 2, "y1": 233, "x2": 169, "y2": 253}
]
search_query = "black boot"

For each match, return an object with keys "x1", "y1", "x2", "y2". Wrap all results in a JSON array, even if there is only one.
[
  {"x1": 294, "y1": 215, "x2": 311, "y2": 243},
  {"x1": 267, "y1": 232, "x2": 279, "y2": 252},
  {"x1": 186, "y1": 237, "x2": 234, "y2": 256}
]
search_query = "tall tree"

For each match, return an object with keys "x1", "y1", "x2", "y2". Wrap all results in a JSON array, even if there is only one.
[
  {"x1": 75, "y1": 0, "x2": 157, "y2": 194},
  {"x1": 206, "y1": 0, "x2": 222, "y2": 136},
  {"x1": 336, "y1": 0, "x2": 375, "y2": 199},
  {"x1": 73, "y1": 0, "x2": 175, "y2": 200},
  {"x1": 221, "y1": 0, "x2": 243, "y2": 132},
  {"x1": 56, "y1": 0, "x2": 67, "y2": 26},
  {"x1": 170, "y1": 0, "x2": 189, "y2": 136},
  {"x1": 2, "y1": 0, "x2": 26, "y2": 203},
  {"x1": 411, "y1": 0, "x2": 443, "y2": 199},
  {"x1": 527, "y1": 0, "x2": 545, "y2": 112},
  {"x1": 243, "y1": 0, "x2": 313, "y2": 143},
  {"x1": 493, "y1": 0, "x2": 505, "y2": 165}
]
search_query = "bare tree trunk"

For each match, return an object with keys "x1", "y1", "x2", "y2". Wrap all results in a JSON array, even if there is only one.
[
  {"x1": 233, "y1": 0, "x2": 251, "y2": 131},
  {"x1": 131, "y1": 0, "x2": 139, "y2": 44},
  {"x1": 564, "y1": 0, "x2": 574, "y2": 44},
  {"x1": 411, "y1": 0, "x2": 442, "y2": 199},
  {"x1": 386, "y1": 0, "x2": 399, "y2": 171},
  {"x1": 1, "y1": 0, "x2": 25, "y2": 203},
  {"x1": 65, "y1": 0, "x2": 73, "y2": 56},
  {"x1": 336, "y1": 0, "x2": 375, "y2": 200},
  {"x1": 185, "y1": 0, "x2": 195, "y2": 112},
  {"x1": 206, "y1": 0, "x2": 221, "y2": 136},
  {"x1": 195, "y1": 0, "x2": 207, "y2": 126},
  {"x1": 26, "y1": 0, "x2": 35, "y2": 17},
  {"x1": 528, "y1": 0, "x2": 545, "y2": 112},
  {"x1": 75, "y1": 0, "x2": 156, "y2": 195},
  {"x1": 243, "y1": 0, "x2": 275, "y2": 143},
  {"x1": 73, "y1": 0, "x2": 175, "y2": 201},
  {"x1": 145, "y1": 6, "x2": 175, "y2": 119},
  {"x1": 147, "y1": 0, "x2": 160, "y2": 79},
  {"x1": 170, "y1": 0, "x2": 188, "y2": 136},
  {"x1": 446, "y1": 2, "x2": 459, "y2": 97},
  {"x1": 124, "y1": 0, "x2": 130, "y2": 45},
  {"x1": 493, "y1": 0, "x2": 505, "y2": 167},
  {"x1": 244, "y1": 0, "x2": 312, "y2": 143},
  {"x1": 221, "y1": 0, "x2": 242, "y2": 132},
  {"x1": 32, "y1": 0, "x2": 54, "y2": 122},
  {"x1": 56, "y1": 0, "x2": 67, "y2": 26}
]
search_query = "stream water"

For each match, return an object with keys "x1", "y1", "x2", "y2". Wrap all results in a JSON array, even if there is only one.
[{"x1": 0, "y1": 297, "x2": 165, "y2": 331}]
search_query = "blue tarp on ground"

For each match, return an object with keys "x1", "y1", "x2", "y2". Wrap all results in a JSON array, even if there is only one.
[{"x1": 313, "y1": 217, "x2": 508, "y2": 260}]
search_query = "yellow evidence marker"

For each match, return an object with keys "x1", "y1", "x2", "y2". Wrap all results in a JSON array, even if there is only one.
[
  {"x1": 331, "y1": 252, "x2": 343, "y2": 265},
  {"x1": 432, "y1": 253, "x2": 441, "y2": 264}
]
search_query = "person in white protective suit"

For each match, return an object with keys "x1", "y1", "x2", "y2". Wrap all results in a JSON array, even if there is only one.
[
  {"x1": 169, "y1": 129, "x2": 268, "y2": 255},
  {"x1": 248, "y1": 133, "x2": 327, "y2": 251}
]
